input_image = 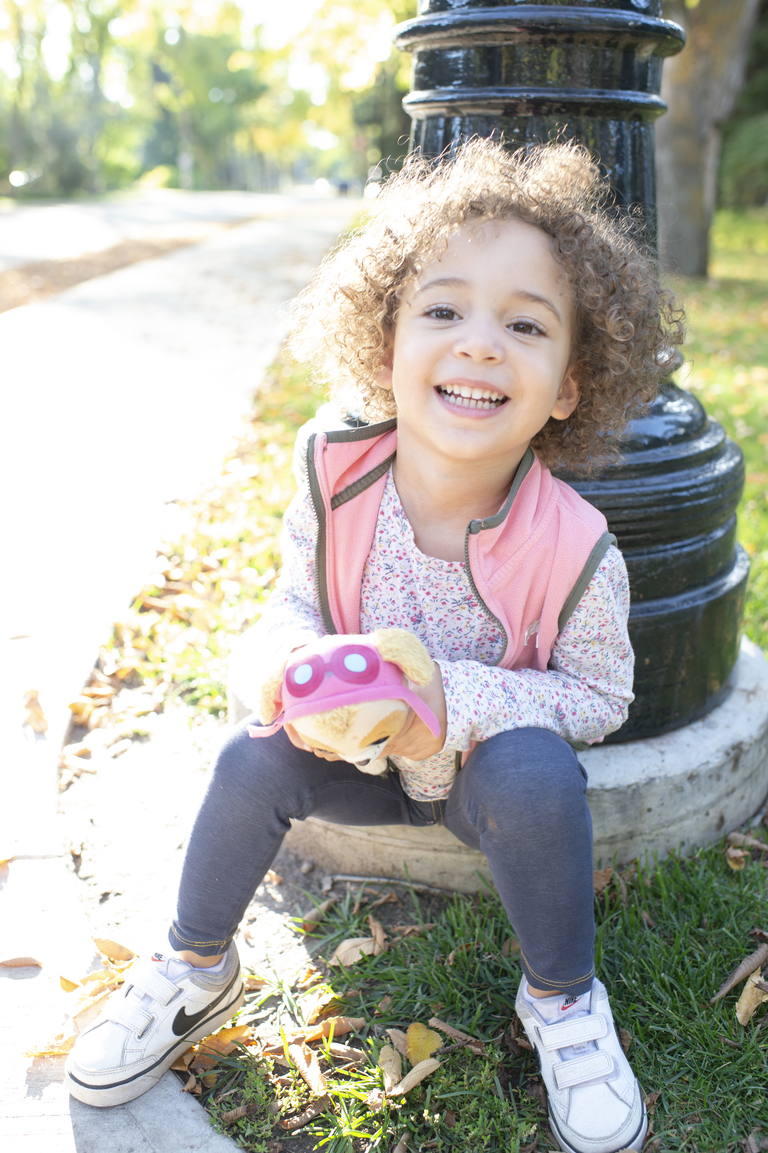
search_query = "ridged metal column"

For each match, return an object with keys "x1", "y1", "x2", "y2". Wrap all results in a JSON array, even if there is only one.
[{"x1": 393, "y1": 0, "x2": 748, "y2": 741}]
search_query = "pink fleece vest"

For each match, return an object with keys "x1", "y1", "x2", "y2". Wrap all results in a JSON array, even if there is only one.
[{"x1": 305, "y1": 421, "x2": 613, "y2": 672}]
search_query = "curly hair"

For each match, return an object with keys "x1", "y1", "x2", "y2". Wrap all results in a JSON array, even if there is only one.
[{"x1": 289, "y1": 137, "x2": 685, "y2": 473}]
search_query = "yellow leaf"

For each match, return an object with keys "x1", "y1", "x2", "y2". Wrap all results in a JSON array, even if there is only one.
[
  {"x1": 377, "y1": 1043, "x2": 402, "y2": 1092},
  {"x1": 390, "y1": 1057, "x2": 441, "y2": 1096},
  {"x1": 289, "y1": 1042, "x2": 327, "y2": 1096},
  {"x1": 328, "y1": 937, "x2": 376, "y2": 967},
  {"x1": 735, "y1": 971, "x2": 768, "y2": 1026},
  {"x1": 725, "y1": 846, "x2": 748, "y2": 871},
  {"x1": 93, "y1": 938, "x2": 135, "y2": 963},
  {"x1": 60, "y1": 976, "x2": 81, "y2": 992},
  {"x1": 406, "y1": 1022, "x2": 442, "y2": 1064}
]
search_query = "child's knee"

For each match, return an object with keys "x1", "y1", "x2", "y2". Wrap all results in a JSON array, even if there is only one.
[{"x1": 464, "y1": 728, "x2": 587, "y2": 817}]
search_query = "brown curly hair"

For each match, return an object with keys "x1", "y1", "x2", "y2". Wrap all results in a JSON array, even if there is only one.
[{"x1": 289, "y1": 137, "x2": 685, "y2": 473}]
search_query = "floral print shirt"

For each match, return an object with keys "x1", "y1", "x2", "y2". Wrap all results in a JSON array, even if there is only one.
[{"x1": 232, "y1": 469, "x2": 634, "y2": 801}]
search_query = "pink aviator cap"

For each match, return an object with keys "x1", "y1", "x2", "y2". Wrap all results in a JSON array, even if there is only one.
[{"x1": 247, "y1": 634, "x2": 441, "y2": 739}]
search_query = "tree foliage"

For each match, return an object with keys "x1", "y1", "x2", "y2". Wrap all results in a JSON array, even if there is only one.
[{"x1": 0, "y1": 0, "x2": 416, "y2": 198}]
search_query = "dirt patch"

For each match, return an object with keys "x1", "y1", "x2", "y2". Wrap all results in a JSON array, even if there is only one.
[{"x1": 0, "y1": 231, "x2": 239, "y2": 313}]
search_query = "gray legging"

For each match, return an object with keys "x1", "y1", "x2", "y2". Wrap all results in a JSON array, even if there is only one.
[{"x1": 170, "y1": 724, "x2": 596, "y2": 995}]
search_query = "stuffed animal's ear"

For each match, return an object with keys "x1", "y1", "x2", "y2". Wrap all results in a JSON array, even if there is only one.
[
  {"x1": 259, "y1": 661, "x2": 287, "y2": 724},
  {"x1": 372, "y1": 628, "x2": 434, "y2": 686}
]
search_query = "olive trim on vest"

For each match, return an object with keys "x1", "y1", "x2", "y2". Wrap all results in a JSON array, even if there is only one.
[
  {"x1": 306, "y1": 433, "x2": 337, "y2": 636},
  {"x1": 467, "y1": 448, "x2": 535, "y2": 534},
  {"x1": 324, "y1": 418, "x2": 397, "y2": 444},
  {"x1": 557, "y1": 531, "x2": 618, "y2": 634},
  {"x1": 331, "y1": 453, "x2": 397, "y2": 510}
]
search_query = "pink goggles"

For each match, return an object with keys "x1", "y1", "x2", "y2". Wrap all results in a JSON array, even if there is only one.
[{"x1": 248, "y1": 639, "x2": 440, "y2": 739}]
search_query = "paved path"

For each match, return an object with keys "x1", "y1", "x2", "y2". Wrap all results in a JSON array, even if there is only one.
[{"x1": 0, "y1": 194, "x2": 359, "y2": 1152}]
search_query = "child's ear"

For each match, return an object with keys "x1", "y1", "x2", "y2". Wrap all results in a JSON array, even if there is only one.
[
  {"x1": 551, "y1": 370, "x2": 580, "y2": 421},
  {"x1": 375, "y1": 346, "x2": 394, "y2": 390}
]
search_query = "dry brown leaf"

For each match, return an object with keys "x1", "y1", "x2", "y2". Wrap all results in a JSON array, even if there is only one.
[
  {"x1": 0, "y1": 956, "x2": 42, "y2": 968},
  {"x1": 368, "y1": 915, "x2": 388, "y2": 956},
  {"x1": 366, "y1": 1088, "x2": 386, "y2": 1111},
  {"x1": 428, "y1": 1017, "x2": 485, "y2": 1055},
  {"x1": 377, "y1": 1043, "x2": 402, "y2": 1092},
  {"x1": 202, "y1": 1072, "x2": 218, "y2": 1088},
  {"x1": 727, "y1": 832, "x2": 768, "y2": 853},
  {"x1": 446, "y1": 942, "x2": 478, "y2": 966},
  {"x1": 391, "y1": 1139, "x2": 408, "y2": 1153},
  {"x1": 369, "y1": 889, "x2": 399, "y2": 909},
  {"x1": 619, "y1": 1028, "x2": 632, "y2": 1054},
  {"x1": 392, "y1": 924, "x2": 436, "y2": 935},
  {"x1": 406, "y1": 1022, "x2": 443, "y2": 1064},
  {"x1": 280, "y1": 1095, "x2": 330, "y2": 1130},
  {"x1": 641, "y1": 909, "x2": 656, "y2": 928},
  {"x1": 328, "y1": 937, "x2": 376, "y2": 967},
  {"x1": 736, "y1": 971, "x2": 768, "y2": 1026},
  {"x1": 302, "y1": 987, "x2": 339, "y2": 1025},
  {"x1": 711, "y1": 943, "x2": 768, "y2": 1001},
  {"x1": 390, "y1": 1057, "x2": 441, "y2": 1096},
  {"x1": 244, "y1": 975, "x2": 268, "y2": 991},
  {"x1": 289, "y1": 1042, "x2": 327, "y2": 1096},
  {"x1": 376, "y1": 995, "x2": 393, "y2": 1015},
  {"x1": 266, "y1": 869, "x2": 283, "y2": 885},
  {"x1": 593, "y1": 867, "x2": 614, "y2": 895},
  {"x1": 294, "y1": 961, "x2": 325, "y2": 988},
  {"x1": 93, "y1": 938, "x2": 135, "y2": 963},
  {"x1": 302, "y1": 896, "x2": 338, "y2": 934},
  {"x1": 170, "y1": 1049, "x2": 195, "y2": 1072},
  {"x1": 302, "y1": 1015, "x2": 365, "y2": 1043},
  {"x1": 501, "y1": 938, "x2": 521, "y2": 959},
  {"x1": 386, "y1": 1028, "x2": 410, "y2": 1057},
  {"x1": 60, "y1": 976, "x2": 80, "y2": 992},
  {"x1": 181, "y1": 1072, "x2": 200, "y2": 1094},
  {"x1": 327, "y1": 1042, "x2": 364, "y2": 1063},
  {"x1": 221, "y1": 1103, "x2": 253, "y2": 1124},
  {"x1": 726, "y1": 846, "x2": 749, "y2": 870}
]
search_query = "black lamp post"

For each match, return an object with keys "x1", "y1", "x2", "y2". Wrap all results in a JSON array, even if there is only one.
[{"x1": 393, "y1": 0, "x2": 748, "y2": 742}]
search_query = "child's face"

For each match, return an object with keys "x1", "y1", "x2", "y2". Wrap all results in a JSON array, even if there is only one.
[{"x1": 378, "y1": 217, "x2": 579, "y2": 476}]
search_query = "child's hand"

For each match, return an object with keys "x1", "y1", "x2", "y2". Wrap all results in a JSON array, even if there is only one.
[{"x1": 381, "y1": 661, "x2": 447, "y2": 762}]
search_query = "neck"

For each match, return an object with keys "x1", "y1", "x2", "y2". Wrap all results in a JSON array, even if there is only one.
[{"x1": 393, "y1": 430, "x2": 528, "y2": 561}]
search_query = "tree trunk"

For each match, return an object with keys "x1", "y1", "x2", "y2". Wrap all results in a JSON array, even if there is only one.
[{"x1": 656, "y1": 0, "x2": 761, "y2": 276}]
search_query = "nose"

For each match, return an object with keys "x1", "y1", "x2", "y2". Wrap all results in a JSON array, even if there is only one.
[{"x1": 452, "y1": 315, "x2": 504, "y2": 362}]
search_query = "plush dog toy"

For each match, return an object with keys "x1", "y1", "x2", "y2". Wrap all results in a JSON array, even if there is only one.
[{"x1": 247, "y1": 629, "x2": 440, "y2": 774}]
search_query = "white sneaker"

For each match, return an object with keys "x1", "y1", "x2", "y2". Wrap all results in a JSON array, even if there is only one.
[
  {"x1": 65, "y1": 945, "x2": 244, "y2": 1107},
  {"x1": 515, "y1": 977, "x2": 647, "y2": 1153}
]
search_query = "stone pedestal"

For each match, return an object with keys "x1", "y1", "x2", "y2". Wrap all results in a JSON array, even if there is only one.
[{"x1": 281, "y1": 637, "x2": 768, "y2": 888}]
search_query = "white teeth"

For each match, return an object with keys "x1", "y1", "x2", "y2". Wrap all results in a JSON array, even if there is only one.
[{"x1": 439, "y1": 385, "x2": 505, "y2": 408}]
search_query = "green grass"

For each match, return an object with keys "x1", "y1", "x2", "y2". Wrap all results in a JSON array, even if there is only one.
[
  {"x1": 194, "y1": 849, "x2": 768, "y2": 1151},
  {"x1": 99, "y1": 208, "x2": 768, "y2": 1149}
]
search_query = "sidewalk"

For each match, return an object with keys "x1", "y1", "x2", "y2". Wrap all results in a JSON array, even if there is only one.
[{"x1": 1, "y1": 195, "x2": 359, "y2": 1152}]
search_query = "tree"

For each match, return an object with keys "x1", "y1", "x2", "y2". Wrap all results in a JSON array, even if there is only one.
[
  {"x1": 656, "y1": 0, "x2": 762, "y2": 276},
  {"x1": 719, "y1": 0, "x2": 768, "y2": 207}
]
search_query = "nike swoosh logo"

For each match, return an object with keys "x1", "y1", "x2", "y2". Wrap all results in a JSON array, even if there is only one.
[{"x1": 171, "y1": 970, "x2": 239, "y2": 1037}]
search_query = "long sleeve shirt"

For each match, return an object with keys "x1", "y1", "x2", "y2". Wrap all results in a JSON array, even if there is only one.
[{"x1": 229, "y1": 469, "x2": 634, "y2": 801}]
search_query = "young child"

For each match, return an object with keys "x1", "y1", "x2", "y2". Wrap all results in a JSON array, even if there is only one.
[{"x1": 66, "y1": 138, "x2": 683, "y2": 1153}]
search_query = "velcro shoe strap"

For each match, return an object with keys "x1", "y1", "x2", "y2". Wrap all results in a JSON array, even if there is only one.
[
  {"x1": 132, "y1": 969, "x2": 181, "y2": 1006},
  {"x1": 106, "y1": 1003, "x2": 154, "y2": 1034},
  {"x1": 553, "y1": 1051, "x2": 614, "y2": 1090},
  {"x1": 538, "y1": 1015, "x2": 607, "y2": 1051}
]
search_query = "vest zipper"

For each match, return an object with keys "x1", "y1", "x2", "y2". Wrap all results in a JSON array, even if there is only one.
[
  {"x1": 463, "y1": 521, "x2": 508, "y2": 666},
  {"x1": 305, "y1": 433, "x2": 337, "y2": 636}
]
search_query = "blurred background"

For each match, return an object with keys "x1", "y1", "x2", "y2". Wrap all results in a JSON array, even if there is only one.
[{"x1": 0, "y1": 0, "x2": 416, "y2": 200}]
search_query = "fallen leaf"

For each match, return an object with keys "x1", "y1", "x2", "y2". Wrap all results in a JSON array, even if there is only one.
[
  {"x1": 328, "y1": 937, "x2": 376, "y2": 967},
  {"x1": 391, "y1": 924, "x2": 436, "y2": 935},
  {"x1": 390, "y1": 1057, "x2": 441, "y2": 1096},
  {"x1": 202, "y1": 1072, "x2": 218, "y2": 1088},
  {"x1": 23, "y1": 689, "x2": 48, "y2": 733},
  {"x1": 445, "y1": 942, "x2": 478, "y2": 966},
  {"x1": 280, "y1": 1095, "x2": 330, "y2": 1130},
  {"x1": 386, "y1": 1028, "x2": 409, "y2": 1057},
  {"x1": 377, "y1": 1043, "x2": 402, "y2": 1092},
  {"x1": 24, "y1": 1032, "x2": 77, "y2": 1057},
  {"x1": 267, "y1": 869, "x2": 283, "y2": 885},
  {"x1": 406, "y1": 1022, "x2": 442, "y2": 1064},
  {"x1": 726, "y1": 846, "x2": 749, "y2": 870},
  {"x1": 302, "y1": 896, "x2": 338, "y2": 934},
  {"x1": 60, "y1": 976, "x2": 80, "y2": 992},
  {"x1": 392, "y1": 1138, "x2": 409, "y2": 1153},
  {"x1": 727, "y1": 832, "x2": 768, "y2": 853},
  {"x1": 0, "y1": 956, "x2": 42, "y2": 968},
  {"x1": 327, "y1": 1041, "x2": 364, "y2": 1063},
  {"x1": 170, "y1": 1049, "x2": 195, "y2": 1072},
  {"x1": 711, "y1": 943, "x2": 768, "y2": 1001},
  {"x1": 501, "y1": 938, "x2": 521, "y2": 959},
  {"x1": 736, "y1": 970, "x2": 768, "y2": 1026},
  {"x1": 93, "y1": 938, "x2": 135, "y2": 963},
  {"x1": 370, "y1": 889, "x2": 399, "y2": 909},
  {"x1": 181, "y1": 1072, "x2": 200, "y2": 1094},
  {"x1": 302, "y1": 1015, "x2": 365, "y2": 1043},
  {"x1": 221, "y1": 1103, "x2": 256, "y2": 1124},
  {"x1": 294, "y1": 961, "x2": 324, "y2": 988},
  {"x1": 593, "y1": 867, "x2": 614, "y2": 894},
  {"x1": 619, "y1": 1028, "x2": 632, "y2": 1054},
  {"x1": 366, "y1": 1088, "x2": 386, "y2": 1111},
  {"x1": 289, "y1": 1042, "x2": 327, "y2": 1096},
  {"x1": 644, "y1": 1089, "x2": 661, "y2": 1114},
  {"x1": 244, "y1": 975, "x2": 268, "y2": 991},
  {"x1": 368, "y1": 914, "x2": 387, "y2": 956},
  {"x1": 376, "y1": 995, "x2": 393, "y2": 1015},
  {"x1": 428, "y1": 1017, "x2": 485, "y2": 1055},
  {"x1": 641, "y1": 909, "x2": 656, "y2": 928},
  {"x1": 302, "y1": 987, "x2": 339, "y2": 1025}
]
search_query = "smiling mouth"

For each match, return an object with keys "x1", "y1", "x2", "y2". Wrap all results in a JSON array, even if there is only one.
[{"x1": 436, "y1": 384, "x2": 508, "y2": 410}]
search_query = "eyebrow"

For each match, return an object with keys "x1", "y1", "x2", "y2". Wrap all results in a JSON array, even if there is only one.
[{"x1": 411, "y1": 278, "x2": 564, "y2": 324}]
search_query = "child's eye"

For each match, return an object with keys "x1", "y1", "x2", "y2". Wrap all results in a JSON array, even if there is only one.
[
  {"x1": 510, "y1": 320, "x2": 544, "y2": 336},
  {"x1": 425, "y1": 306, "x2": 459, "y2": 321}
]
